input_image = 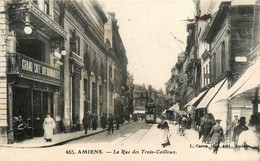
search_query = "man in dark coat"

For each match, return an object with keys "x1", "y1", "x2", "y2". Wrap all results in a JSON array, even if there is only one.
[
  {"x1": 82, "y1": 112, "x2": 91, "y2": 134},
  {"x1": 202, "y1": 114, "x2": 215, "y2": 143},
  {"x1": 92, "y1": 113, "x2": 98, "y2": 130},
  {"x1": 115, "y1": 114, "x2": 120, "y2": 130},
  {"x1": 88, "y1": 113, "x2": 92, "y2": 130},
  {"x1": 187, "y1": 114, "x2": 192, "y2": 129},
  {"x1": 107, "y1": 113, "x2": 114, "y2": 134},
  {"x1": 100, "y1": 113, "x2": 107, "y2": 129},
  {"x1": 233, "y1": 116, "x2": 248, "y2": 147},
  {"x1": 199, "y1": 115, "x2": 206, "y2": 140}
]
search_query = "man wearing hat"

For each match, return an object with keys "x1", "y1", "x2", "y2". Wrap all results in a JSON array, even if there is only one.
[
  {"x1": 231, "y1": 115, "x2": 239, "y2": 141},
  {"x1": 233, "y1": 116, "x2": 249, "y2": 147},
  {"x1": 210, "y1": 119, "x2": 224, "y2": 154},
  {"x1": 238, "y1": 114, "x2": 260, "y2": 151}
]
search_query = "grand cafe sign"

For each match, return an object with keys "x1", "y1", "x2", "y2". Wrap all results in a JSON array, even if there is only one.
[{"x1": 21, "y1": 59, "x2": 60, "y2": 80}]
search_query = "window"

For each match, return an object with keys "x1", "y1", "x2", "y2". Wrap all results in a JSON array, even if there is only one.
[
  {"x1": 99, "y1": 85, "x2": 102, "y2": 97},
  {"x1": 70, "y1": 30, "x2": 80, "y2": 55},
  {"x1": 206, "y1": 64, "x2": 210, "y2": 85},
  {"x1": 221, "y1": 42, "x2": 226, "y2": 72},
  {"x1": 210, "y1": 53, "x2": 216, "y2": 81},
  {"x1": 109, "y1": 66, "x2": 112, "y2": 80},
  {"x1": 84, "y1": 79, "x2": 88, "y2": 94},
  {"x1": 44, "y1": 0, "x2": 50, "y2": 15},
  {"x1": 203, "y1": 67, "x2": 206, "y2": 87},
  {"x1": 216, "y1": 49, "x2": 221, "y2": 77},
  {"x1": 110, "y1": 92, "x2": 113, "y2": 105}
]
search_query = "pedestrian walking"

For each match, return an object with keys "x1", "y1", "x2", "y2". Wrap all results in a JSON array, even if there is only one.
[
  {"x1": 115, "y1": 114, "x2": 120, "y2": 130},
  {"x1": 199, "y1": 115, "x2": 206, "y2": 140},
  {"x1": 210, "y1": 119, "x2": 224, "y2": 154},
  {"x1": 107, "y1": 113, "x2": 114, "y2": 134},
  {"x1": 88, "y1": 113, "x2": 92, "y2": 130},
  {"x1": 181, "y1": 115, "x2": 188, "y2": 129},
  {"x1": 202, "y1": 114, "x2": 215, "y2": 143},
  {"x1": 83, "y1": 112, "x2": 91, "y2": 134},
  {"x1": 187, "y1": 114, "x2": 192, "y2": 129},
  {"x1": 233, "y1": 116, "x2": 248, "y2": 147},
  {"x1": 178, "y1": 114, "x2": 182, "y2": 127},
  {"x1": 100, "y1": 113, "x2": 107, "y2": 129},
  {"x1": 158, "y1": 116, "x2": 171, "y2": 147},
  {"x1": 231, "y1": 115, "x2": 239, "y2": 141},
  {"x1": 43, "y1": 113, "x2": 55, "y2": 142},
  {"x1": 92, "y1": 113, "x2": 98, "y2": 130}
]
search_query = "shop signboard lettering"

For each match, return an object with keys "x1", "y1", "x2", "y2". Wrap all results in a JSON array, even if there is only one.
[
  {"x1": 21, "y1": 58, "x2": 60, "y2": 79},
  {"x1": 22, "y1": 59, "x2": 33, "y2": 72}
]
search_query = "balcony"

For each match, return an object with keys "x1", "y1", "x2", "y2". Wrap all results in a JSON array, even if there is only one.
[
  {"x1": 69, "y1": 51, "x2": 84, "y2": 67},
  {"x1": 7, "y1": 53, "x2": 61, "y2": 86},
  {"x1": 8, "y1": 2, "x2": 67, "y2": 40}
]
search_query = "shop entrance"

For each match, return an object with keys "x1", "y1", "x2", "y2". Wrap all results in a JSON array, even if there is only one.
[
  {"x1": 12, "y1": 87, "x2": 54, "y2": 138},
  {"x1": 13, "y1": 87, "x2": 31, "y2": 126},
  {"x1": 33, "y1": 90, "x2": 53, "y2": 137}
]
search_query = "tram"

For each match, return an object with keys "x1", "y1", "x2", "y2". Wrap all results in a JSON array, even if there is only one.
[{"x1": 145, "y1": 103, "x2": 156, "y2": 123}]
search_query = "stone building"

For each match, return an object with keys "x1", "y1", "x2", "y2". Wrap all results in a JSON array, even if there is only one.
[
  {"x1": 166, "y1": 0, "x2": 258, "y2": 133},
  {"x1": 105, "y1": 12, "x2": 128, "y2": 121},
  {"x1": 0, "y1": 0, "x2": 127, "y2": 144},
  {"x1": 133, "y1": 84, "x2": 147, "y2": 115}
]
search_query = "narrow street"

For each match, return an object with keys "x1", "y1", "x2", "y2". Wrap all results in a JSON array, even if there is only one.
[{"x1": 0, "y1": 121, "x2": 259, "y2": 161}]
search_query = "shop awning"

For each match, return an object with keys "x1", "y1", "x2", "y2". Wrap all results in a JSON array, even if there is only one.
[
  {"x1": 196, "y1": 78, "x2": 227, "y2": 109},
  {"x1": 162, "y1": 110, "x2": 167, "y2": 115},
  {"x1": 169, "y1": 103, "x2": 179, "y2": 112},
  {"x1": 184, "y1": 90, "x2": 208, "y2": 108},
  {"x1": 133, "y1": 110, "x2": 145, "y2": 114},
  {"x1": 217, "y1": 55, "x2": 260, "y2": 101}
]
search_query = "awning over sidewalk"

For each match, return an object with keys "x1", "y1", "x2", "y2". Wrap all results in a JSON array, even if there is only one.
[
  {"x1": 196, "y1": 78, "x2": 227, "y2": 109},
  {"x1": 217, "y1": 55, "x2": 260, "y2": 102},
  {"x1": 133, "y1": 110, "x2": 145, "y2": 114},
  {"x1": 184, "y1": 90, "x2": 208, "y2": 108},
  {"x1": 169, "y1": 103, "x2": 179, "y2": 112}
]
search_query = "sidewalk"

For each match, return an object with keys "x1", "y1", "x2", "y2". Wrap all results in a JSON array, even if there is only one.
[
  {"x1": 168, "y1": 123, "x2": 200, "y2": 144},
  {"x1": 0, "y1": 121, "x2": 133, "y2": 148}
]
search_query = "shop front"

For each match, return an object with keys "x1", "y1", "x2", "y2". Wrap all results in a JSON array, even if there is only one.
[
  {"x1": 5, "y1": 1, "x2": 67, "y2": 143},
  {"x1": 7, "y1": 53, "x2": 62, "y2": 143}
]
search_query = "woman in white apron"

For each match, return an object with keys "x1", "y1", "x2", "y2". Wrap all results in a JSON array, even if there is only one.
[{"x1": 43, "y1": 113, "x2": 55, "y2": 142}]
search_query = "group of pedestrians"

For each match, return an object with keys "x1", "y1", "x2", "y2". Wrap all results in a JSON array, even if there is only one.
[
  {"x1": 177, "y1": 114, "x2": 192, "y2": 129},
  {"x1": 82, "y1": 112, "x2": 98, "y2": 134},
  {"x1": 83, "y1": 112, "x2": 121, "y2": 135},
  {"x1": 199, "y1": 113, "x2": 260, "y2": 154}
]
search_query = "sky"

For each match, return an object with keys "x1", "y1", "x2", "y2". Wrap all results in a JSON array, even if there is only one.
[{"x1": 98, "y1": 0, "x2": 195, "y2": 92}]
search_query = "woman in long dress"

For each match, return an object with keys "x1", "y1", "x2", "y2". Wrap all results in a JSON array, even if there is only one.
[
  {"x1": 158, "y1": 116, "x2": 171, "y2": 147},
  {"x1": 43, "y1": 113, "x2": 55, "y2": 142},
  {"x1": 210, "y1": 119, "x2": 223, "y2": 154}
]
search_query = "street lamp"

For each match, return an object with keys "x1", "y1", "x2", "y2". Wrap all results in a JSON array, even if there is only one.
[
  {"x1": 61, "y1": 42, "x2": 67, "y2": 56},
  {"x1": 24, "y1": 12, "x2": 32, "y2": 34}
]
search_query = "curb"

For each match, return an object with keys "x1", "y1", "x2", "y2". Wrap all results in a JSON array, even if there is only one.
[{"x1": 0, "y1": 121, "x2": 134, "y2": 149}]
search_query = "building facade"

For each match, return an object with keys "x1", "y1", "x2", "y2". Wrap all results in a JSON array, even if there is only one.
[
  {"x1": 166, "y1": 0, "x2": 259, "y2": 135},
  {"x1": 0, "y1": 0, "x2": 128, "y2": 144},
  {"x1": 133, "y1": 84, "x2": 147, "y2": 115}
]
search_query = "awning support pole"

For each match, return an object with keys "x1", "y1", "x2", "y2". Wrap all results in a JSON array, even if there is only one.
[{"x1": 253, "y1": 87, "x2": 259, "y2": 115}]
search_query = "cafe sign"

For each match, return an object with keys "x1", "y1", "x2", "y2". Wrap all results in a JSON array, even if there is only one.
[{"x1": 21, "y1": 59, "x2": 60, "y2": 80}]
